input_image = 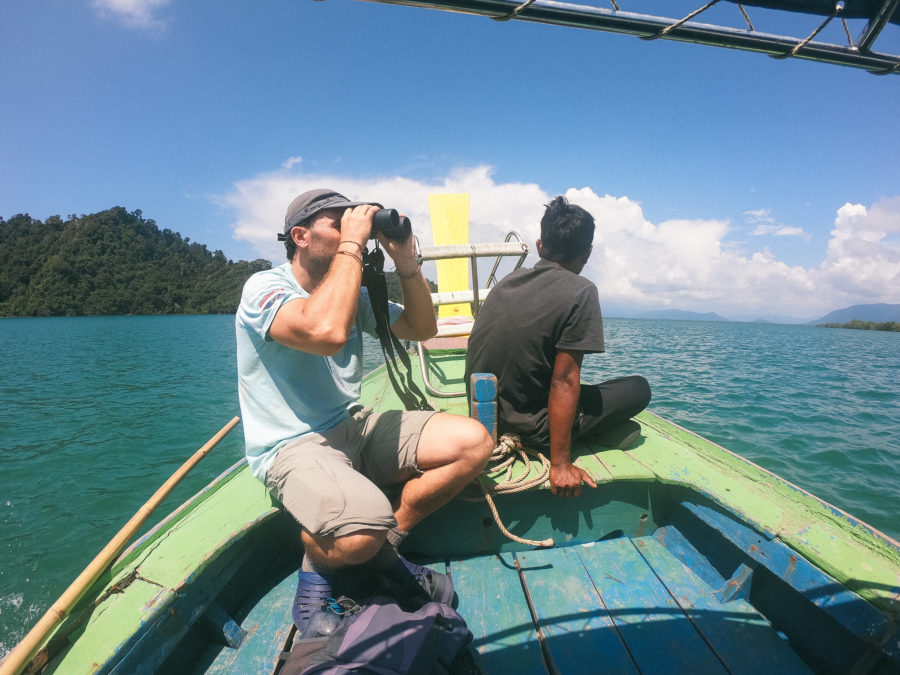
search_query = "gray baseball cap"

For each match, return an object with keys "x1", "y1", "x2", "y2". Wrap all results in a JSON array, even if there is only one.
[{"x1": 281, "y1": 189, "x2": 379, "y2": 236}]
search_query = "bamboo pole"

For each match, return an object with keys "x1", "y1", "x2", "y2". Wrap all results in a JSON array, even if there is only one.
[{"x1": 0, "y1": 416, "x2": 241, "y2": 675}]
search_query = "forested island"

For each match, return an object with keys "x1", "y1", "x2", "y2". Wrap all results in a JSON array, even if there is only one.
[
  {"x1": 1, "y1": 208, "x2": 272, "y2": 316},
  {"x1": 1, "y1": 207, "x2": 427, "y2": 317},
  {"x1": 821, "y1": 320, "x2": 899, "y2": 332}
]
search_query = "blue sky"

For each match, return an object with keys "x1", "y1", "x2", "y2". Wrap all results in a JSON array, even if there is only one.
[{"x1": 2, "y1": 0, "x2": 898, "y2": 321}]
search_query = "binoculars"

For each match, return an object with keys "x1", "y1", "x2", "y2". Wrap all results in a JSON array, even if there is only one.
[{"x1": 371, "y1": 209, "x2": 412, "y2": 242}]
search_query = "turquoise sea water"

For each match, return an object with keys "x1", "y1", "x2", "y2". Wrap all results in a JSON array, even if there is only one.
[{"x1": 1, "y1": 315, "x2": 898, "y2": 655}]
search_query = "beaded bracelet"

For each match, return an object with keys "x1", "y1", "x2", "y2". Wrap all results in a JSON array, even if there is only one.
[
  {"x1": 339, "y1": 241, "x2": 363, "y2": 252},
  {"x1": 337, "y1": 250, "x2": 362, "y2": 264}
]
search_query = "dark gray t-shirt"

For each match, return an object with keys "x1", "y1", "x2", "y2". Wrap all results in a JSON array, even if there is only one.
[{"x1": 465, "y1": 259, "x2": 606, "y2": 447}]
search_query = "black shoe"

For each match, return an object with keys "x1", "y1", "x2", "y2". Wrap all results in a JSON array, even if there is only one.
[
  {"x1": 380, "y1": 557, "x2": 457, "y2": 608},
  {"x1": 400, "y1": 558, "x2": 457, "y2": 606}
]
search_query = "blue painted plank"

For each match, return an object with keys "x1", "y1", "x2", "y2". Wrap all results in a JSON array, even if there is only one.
[
  {"x1": 472, "y1": 401, "x2": 498, "y2": 442},
  {"x1": 633, "y1": 536, "x2": 812, "y2": 674},
  {"x1": 450, "y1": 554, "x2": 545, "y2": 674},
  {"x1": 575, "y1": 538, "x2": 728, "y2": 675},
  {"x1": 679, "y1": 502, "x2": 892, "y2": 642},
  {"x1": 715, "y1": 563, "x2": 754, "y2": 603},
  {"x1": 652, "y1": 525, "x2": 729, "y2": 592},
  {"x1": 517, "y1": 547, "x2": 637, "y2": 674},
  {"x1": 200, "y1": 601, "x2": 248, "y2": 649},
  {"x1": 205, "y1": 569, "x2": 296, "y2": 674},
  {"x1": 470, "y1": 373, "x2": 498, "y2": 402},
  {"x1": 470, "y1": 373, "x2": 498, "y2": 442}
]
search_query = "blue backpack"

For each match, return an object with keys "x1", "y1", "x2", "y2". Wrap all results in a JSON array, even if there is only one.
[{"x1": 279, "y1": 594, "x2": 480, "y2": 675}]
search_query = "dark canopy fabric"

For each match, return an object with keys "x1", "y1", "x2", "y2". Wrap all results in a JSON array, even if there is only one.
[{"x1": 728, "y1": 0, "x2": 900, "y2": 24}]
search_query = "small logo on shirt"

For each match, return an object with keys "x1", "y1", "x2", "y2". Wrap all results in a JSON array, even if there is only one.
[{"x1": 260, "y1": 289, "x2": 286, "y2": 310}]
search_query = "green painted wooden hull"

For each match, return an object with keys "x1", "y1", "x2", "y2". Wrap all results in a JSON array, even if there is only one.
[{"x1": 20, "y1": 348, "x2": 900, "y2": 674}]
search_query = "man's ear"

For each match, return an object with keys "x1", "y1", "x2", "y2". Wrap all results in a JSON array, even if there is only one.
[
  {"x1": 292, "y1": 226, "x2": 309, "y2": 248},
  {"x1": 536, "y1": 239, "x2": 543, "y2": 257}
]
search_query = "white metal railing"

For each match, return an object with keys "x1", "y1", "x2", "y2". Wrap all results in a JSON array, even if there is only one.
[
  {"x1": 418, "y1": 234, "x2": 528, "y2": 317},
  {"x1": 415, "y1": 233, "x2": 529, "y2": 397}
]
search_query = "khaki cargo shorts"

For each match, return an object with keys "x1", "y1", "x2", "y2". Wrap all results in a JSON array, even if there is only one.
[{"x1": 265, "y1": 406, "x2": 436, "y2": 538}]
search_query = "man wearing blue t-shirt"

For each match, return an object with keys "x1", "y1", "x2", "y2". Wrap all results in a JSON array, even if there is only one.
[{"x1": 236, "y1": 189, "x2": 492, "y2": 631}]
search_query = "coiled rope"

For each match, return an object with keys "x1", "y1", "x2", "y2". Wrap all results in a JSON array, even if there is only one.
[{"x1": 470, "y1": 434, "x2": 555, "y2": 547}]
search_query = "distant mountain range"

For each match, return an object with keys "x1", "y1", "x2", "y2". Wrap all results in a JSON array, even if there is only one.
[
  {"x1": 605, "y1": 303, "x2": 900, "y2": 325},
  {"x1": 810, "y1": 303, "x2": 900, "y2": 325},
  {"x1": 636, "y1": 309, "x2": 729, "y2": 322}
]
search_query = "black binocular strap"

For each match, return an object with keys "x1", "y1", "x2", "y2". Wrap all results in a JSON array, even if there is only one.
[{"x1": 362, "y1": 247, "x2": 434, "y2": 412}]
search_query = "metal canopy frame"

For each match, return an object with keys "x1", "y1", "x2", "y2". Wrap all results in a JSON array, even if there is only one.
[{"x1": 352, "y1": 0, "x2": 900, "y2": 74}]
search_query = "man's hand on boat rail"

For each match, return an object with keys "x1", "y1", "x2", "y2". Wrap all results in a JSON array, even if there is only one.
[{"x1": 549, "y1": 461, "x2": 597, "y2": 498}]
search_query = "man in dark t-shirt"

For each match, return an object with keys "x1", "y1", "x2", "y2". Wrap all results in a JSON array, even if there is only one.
[{"x1": 465, "y1": 196, "x2": 651, "y2": 498}]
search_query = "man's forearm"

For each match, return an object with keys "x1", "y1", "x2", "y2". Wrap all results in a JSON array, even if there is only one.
[
  {"x1": 548, "y1": 349, "x2": 595, "y2": 497},
  {"x1": 306, "y1": 251, "x2": 365, "y2": 337},
  {"x1": 548, "y1": 376, "x2": 579, "y2": 465},
  {"x1": 392, "y1": 265, "x2": 438, "y2": 341},
  {"x1": 270, "y1": 252, "x2": 363, "y2": 354},
  {"x1": 548, "y1": 349, "x2": 584, "y2": 465}
]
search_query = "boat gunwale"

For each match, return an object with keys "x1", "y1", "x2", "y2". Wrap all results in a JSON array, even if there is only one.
[
  {"x1": 115, "y1": 457, "x2": 254, "y2": 567},
  {"x1": 639, "y1": 409, "x2": 900, "y2": 549}
]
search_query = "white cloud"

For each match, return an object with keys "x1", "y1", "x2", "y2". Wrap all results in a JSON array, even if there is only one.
[
  {"x1": 746, "y1": 207, "x2": 810, "y2": 239},
  {"x1": 772, "y1": 226, "x2": 806, "y2": 237},
  {"x1": 217, "y1": 163, "x2": 546, "y2": 264},
  {"x1": 91, "y1": 0, "x2": 171, "y2": 30},
  {"x1": 744, "y1": 208, "x2": 774, "y2": 224},
  {"x1": 216, "y1": 164, "x2": 900, "y2": 319},
  {"x1": 751, "y1": 224, "x2": 808, "y2": 237},
  {"x1": 818, "y1": 198, "x2": 900, "y2": 300}
]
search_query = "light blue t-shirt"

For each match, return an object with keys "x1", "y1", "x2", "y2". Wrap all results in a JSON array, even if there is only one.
[{"x1": 235, "y1": 262, "x2": 403, "y2": 480}]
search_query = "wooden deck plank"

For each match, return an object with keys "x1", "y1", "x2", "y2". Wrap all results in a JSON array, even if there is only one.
[
  {"x1": 204, "y1": 568, "x2": 296, "y2": 674},
  {"x1": 516, "y1": 547, "x2": 637, "y2": 674},
  {"x1": 633, "y1": 537, "x2": 813, "y2": 674},
  {"x1": 577, "y1": 446, "x2": 656, "y2": 483},
  {"x1": 651, "y1": 525, "x2": 730, "y2": 592},
  {"x1": 450, "y1": 554, "x2": 546, "y2": 674},
  {"x1": 678, "y1": 502, "x2": 893, "y2": 641},
  {"x1": 571, "y1": 450, "x2": 615, "y2": 484},
  {"x1": 574, "y1": 538, "x2": 728, "y2": 675}
]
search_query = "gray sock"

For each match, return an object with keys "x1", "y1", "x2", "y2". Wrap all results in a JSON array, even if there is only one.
[
  {"x1": 386, "y1": 527, "x2": 409, "y2": 550},
  {"x1": 301, "y1": 553, "x2": 334, "y2": 579}
]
